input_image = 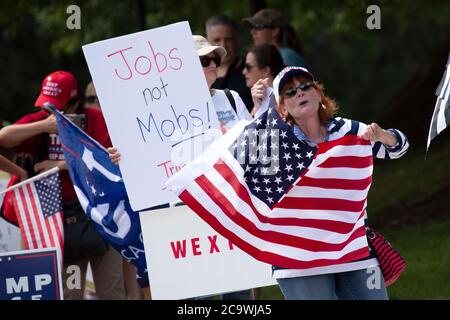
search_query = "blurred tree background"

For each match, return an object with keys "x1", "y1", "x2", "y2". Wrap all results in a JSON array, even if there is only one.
[
  {"x1": 1, "y1": 0, "x2": 449, "y2": 138},
  {"x1": 1, "y1": 0, "x2": 449, "y2": 299}
]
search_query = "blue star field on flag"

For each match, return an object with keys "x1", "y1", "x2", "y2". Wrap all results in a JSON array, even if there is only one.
[
  {"x1": 229, "y1": 105, "x2": 316, "y2": 208},
  {"x1": 35, "y1": 172, "x2": 63, "y2": 218}
]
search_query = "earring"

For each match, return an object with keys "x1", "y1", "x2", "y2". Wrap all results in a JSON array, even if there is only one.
[{"x1": 321, "y1": 102, "x2": 326, "y2": 109}]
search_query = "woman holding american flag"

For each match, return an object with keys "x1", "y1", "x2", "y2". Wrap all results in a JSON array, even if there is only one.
[{"x1": 248, "y1": 66, "x2": 409, "y2": 299}]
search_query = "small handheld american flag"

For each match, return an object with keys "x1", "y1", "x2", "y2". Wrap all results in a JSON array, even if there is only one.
[{"x1": 7, "y1": 168, "x2": 64, "y2": 266}]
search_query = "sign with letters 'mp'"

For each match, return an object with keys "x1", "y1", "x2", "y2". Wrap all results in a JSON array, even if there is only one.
[
  {"x1": 83, "y1": 21, "x2": 220, "y2": 211},
  {"x1": 0, "y1": 248, "x2": 63, "y2": 300},
  {"x1": 140, "y1": 206, "x2": 276, "y2": 300}
]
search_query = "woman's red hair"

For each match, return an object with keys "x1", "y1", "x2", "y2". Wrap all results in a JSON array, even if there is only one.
[{"x1": 277, "y1": 76, "x2": 339, "y2": 126}]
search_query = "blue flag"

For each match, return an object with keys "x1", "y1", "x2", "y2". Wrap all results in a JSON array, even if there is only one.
[{"x1": 53, "y1": 109, "x2": 148, "y2": 288}]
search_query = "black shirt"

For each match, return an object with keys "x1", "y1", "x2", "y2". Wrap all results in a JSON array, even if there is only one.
[{"x1": 212, "y1": 57, "x2": 253, "y2": 112}]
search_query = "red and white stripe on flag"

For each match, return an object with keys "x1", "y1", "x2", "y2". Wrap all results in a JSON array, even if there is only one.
[
  {"x1": 169, "y1": 134, "x2": 373, "y2": 270},
  {"x1": 11, "y1": 174, "x2": 64, "y2": 266}
]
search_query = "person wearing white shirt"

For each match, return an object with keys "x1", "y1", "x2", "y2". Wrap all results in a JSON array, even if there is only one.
[{"x1": 193, "y1": 35, "x2": 252, "y2": 132}]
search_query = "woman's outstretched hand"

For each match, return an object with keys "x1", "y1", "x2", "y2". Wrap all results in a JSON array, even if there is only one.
[{"x1": 361, "y1": 123, "x2": 397, "y2": 147}]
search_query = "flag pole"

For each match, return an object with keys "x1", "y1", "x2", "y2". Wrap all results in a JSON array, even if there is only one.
[
  {"x1": 0, "y1": 167, "x2": 60, "y2": 196},
  {"x1": 142, "y1": 287, "x2": 152, "y2": 300}
]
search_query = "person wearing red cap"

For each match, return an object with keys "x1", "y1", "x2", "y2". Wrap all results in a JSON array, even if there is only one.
[{"x1": 0, "y1": 70, "x2": 126, "y2": 300}]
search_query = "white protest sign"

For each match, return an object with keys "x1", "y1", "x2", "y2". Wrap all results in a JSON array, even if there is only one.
[
  {"x1": 0, "y1": 171, "x2": 9, "y2": 207},
  {"x1": 0, "y1": 172, "x2": 21, "y2": 253},
  {"x1": 140, "y1": 206, "x2": 276, "y2": 300},
  {"x1": 83, "y1": 22, "x2": 220, "y2": 211},
  {"x1": 0, "y1": 220, "x2": 21, "y2": 253}
]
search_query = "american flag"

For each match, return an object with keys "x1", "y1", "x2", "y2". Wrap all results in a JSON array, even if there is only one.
[
  {"x1": 427, "y1": 51, "x2": 450, "y2": 151},
  {"x1": 10, "y1": 169, "x2": 64, "y2": 265},
  {"x1": 167, "y1": 105, "x2": 373, "y2": 270}
]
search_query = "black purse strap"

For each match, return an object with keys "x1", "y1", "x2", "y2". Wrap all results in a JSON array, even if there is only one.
[{"x1": 224, "y1": 88, "x2": 237, "y2": 113}]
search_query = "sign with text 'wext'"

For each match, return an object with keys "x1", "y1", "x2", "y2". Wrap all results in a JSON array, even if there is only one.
[
  {"x1": 140, "y1": 206, "x2": 276, "y2": 300},
  {"x1": 0, "y1": 248, "x2": 63, "y2": 300},
  {"x1": 83, "y1": 21, "x2": 220, "y2": 211}
]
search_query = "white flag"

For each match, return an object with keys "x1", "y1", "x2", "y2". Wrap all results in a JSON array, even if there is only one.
[{"x1": 427, "y1": 51, "x2": 450, "y2": 150}]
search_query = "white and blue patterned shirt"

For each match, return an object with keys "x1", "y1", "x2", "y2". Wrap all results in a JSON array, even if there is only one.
[{"x1": 273, "y1": 117, "x2": 409, "y2": 279}]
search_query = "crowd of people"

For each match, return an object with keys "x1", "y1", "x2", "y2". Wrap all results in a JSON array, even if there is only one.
[{"x1": 0, "y1": 9, "x2": 409, "y2": 300}]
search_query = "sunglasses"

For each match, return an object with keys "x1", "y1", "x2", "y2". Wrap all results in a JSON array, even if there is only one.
[
  {"x1": 200, "y1": 55, "x2": 221, "y2": 68},
  {"x1": 283, "y1": 82, "x2": 313, "y2": 98},
  {"x1": 251, "y1": 24, "x2": 275, "y2": 31},
  {"x1": 244, "y1": 63, "x2": 256, "y2": 71},
  {"x1": 85, "y1": 96, "x2": 99, "y2": 104}
]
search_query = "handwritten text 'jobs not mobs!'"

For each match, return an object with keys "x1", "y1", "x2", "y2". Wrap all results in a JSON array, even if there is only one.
[{"x1": 106, "y1": 41, "x2": 214, "y2": 147}]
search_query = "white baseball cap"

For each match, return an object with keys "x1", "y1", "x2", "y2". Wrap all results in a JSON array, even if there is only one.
[
  {"x1": 272, "y1": 66, "x2": 315, "y2": 102},
  {"x1": 192, "y1": 35, "x2": 227, "y2": 58}
]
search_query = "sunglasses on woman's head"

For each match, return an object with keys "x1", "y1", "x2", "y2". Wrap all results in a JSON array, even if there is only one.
[
  {"x1": 283, "y1": 82, "x2": 313, "y2": 98},
  {"x1": 244, "y1": 63, "x2": 256, "y2": 71},
  {"x1": 200, "y1": 55, "x2": 221, "y2": 68},
  {"x1": 251, "y1": 24, "x2": 274, "y2": 31}
]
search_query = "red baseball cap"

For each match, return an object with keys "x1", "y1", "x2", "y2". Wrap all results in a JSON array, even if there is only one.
[{"x1": 34, "y1": 71, "x2": 79, "y2": 111}]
